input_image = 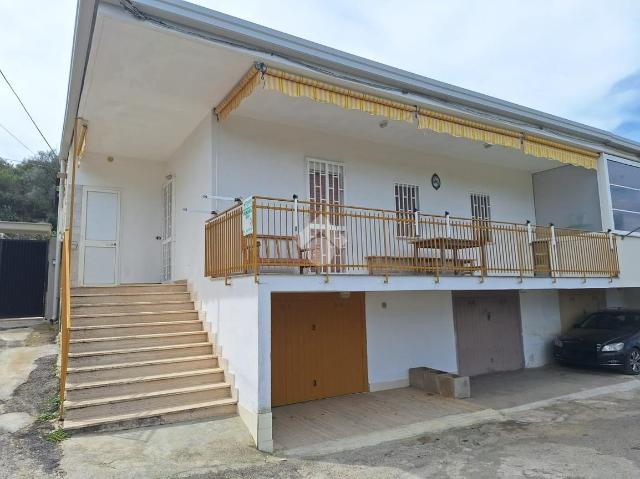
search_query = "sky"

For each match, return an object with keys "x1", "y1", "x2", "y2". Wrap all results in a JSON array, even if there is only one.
[{"x1": 1, "y1": 0, "x2": 639, "y2": 162}]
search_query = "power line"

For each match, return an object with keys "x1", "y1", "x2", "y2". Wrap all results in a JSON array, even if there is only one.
[
  {"x1": 0, "y1": 67, "x2": 56, "y2": 155},
  {"x1": 0, "y1": 121, "x2": 37, "y2": 156}
]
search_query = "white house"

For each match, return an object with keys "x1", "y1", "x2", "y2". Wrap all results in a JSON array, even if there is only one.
[{"x1": 56, "y1": 0, "x2": 640, "y2": 452}]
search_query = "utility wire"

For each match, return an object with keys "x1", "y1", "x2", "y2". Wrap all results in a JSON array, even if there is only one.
[
  {"x1": 0, "y1": 121, "x2": 37, "y2": 156},
  {"x1": 0, "y1": 67, "x2": 56, "y2": 155}
]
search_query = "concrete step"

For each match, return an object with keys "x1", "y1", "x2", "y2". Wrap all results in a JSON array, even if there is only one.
[
  {"x1": 63, "y1": 383, "x2": 232, "y2": 422},
  {"x1": 72, "y1": 311, "x2": 199, "y2": 327},
  {"x1": 66, "y1": 368, "x2": 226, "y2": 402},
  {"x1": 69, "y1": 331, "x2": 209, "y2": 354},
  {"x1": 70, "y1": 292, "x2": 191, "y2": 305},
  {"x1": 68, "y1": 342, "x2": 214, "y2": 367},
  {"x1": 61, "y1": 397, "x2": 237, "y2": 432},
  {"x1": 71, "y1": 301, "x2": 195, "y2": 315},
  {"x1": 67, "y1": 355, "x2": 219, "y2": 383},
  {"x1": 73, "y1": 283, "x2": 188, "y2": 295},
  {"x1": 70, "y1": 320, "x2": 203, "y2": 339}
]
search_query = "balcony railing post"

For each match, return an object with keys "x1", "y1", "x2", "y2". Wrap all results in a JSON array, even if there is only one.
[
  {"x1": 324, "y1": 202, "x2": 330, "y2": 283},
  {"x1": 382, "y1": 212, "x2": 389, "y2": 283},
  {"x1": 252, "y1": 197, "x2": 259, "y2": 283},
  {"x1": 550, "y1": 223, "x2": 557, "y2": 282},
  {"x1": 445, "y1": 211, "x2": 451, "y2": 238}
]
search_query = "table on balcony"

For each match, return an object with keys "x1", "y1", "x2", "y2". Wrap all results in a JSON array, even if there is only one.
[{"x1": 409, "y1": 237, "x2": 487, "y2": 275}]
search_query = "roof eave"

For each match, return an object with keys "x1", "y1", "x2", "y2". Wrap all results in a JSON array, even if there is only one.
[
  {"x1": 64, "y1": 0, "x2": 640, "y2": 160},
  {"x1": 58, "y1": 0, "x2": 98, "y2": 161}
]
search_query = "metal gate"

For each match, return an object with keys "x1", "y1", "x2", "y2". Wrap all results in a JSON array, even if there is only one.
[{"x1": 0, "y1": 239, "x2": 49, "y2": 318}]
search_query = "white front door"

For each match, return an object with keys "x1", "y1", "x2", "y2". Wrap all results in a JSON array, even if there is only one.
[
  {"x1": 161, "y1": 179, "x2": 174, "y2": 282},
  {"x1": 81, "y1": 188, "x2": 120, "y2": 285}
]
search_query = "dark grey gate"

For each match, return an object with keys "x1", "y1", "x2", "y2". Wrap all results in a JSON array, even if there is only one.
[{"x1": 0, "y1": 239, "x2": 49, "y2": 318}]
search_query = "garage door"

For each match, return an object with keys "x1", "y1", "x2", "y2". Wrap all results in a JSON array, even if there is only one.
[
  {"x1": 271, "y1": 292, "x2": 368, "y2": 407},
  {"x1": 453, "y1": 291, "x2": 524, "y2": 376}
]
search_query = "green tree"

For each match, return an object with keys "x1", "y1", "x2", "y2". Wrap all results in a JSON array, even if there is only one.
[{"x1": 0, "y1": 150, "x2": 59, "y2": 228}]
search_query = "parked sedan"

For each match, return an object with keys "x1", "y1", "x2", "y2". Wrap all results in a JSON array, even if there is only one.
[{"x1": 554, "y1": 309, "x2": 640, "y2": 375}]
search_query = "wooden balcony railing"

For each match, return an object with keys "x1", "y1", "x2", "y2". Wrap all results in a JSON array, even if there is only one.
[
  {"x1": 204, "y1": 196, "x2": 620, "y2": 281},
  {"x1": 59, "y1": 229, "x2": 71, "y2": 418}
]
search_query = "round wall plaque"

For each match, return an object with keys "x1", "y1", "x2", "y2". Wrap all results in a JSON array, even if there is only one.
[{"x1": 431, "y1": 173, "x2": 441, "y2": 190}]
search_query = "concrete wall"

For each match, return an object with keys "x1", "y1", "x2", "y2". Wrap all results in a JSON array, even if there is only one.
[
  {"x1": 166, "y1": 113, "x2": 214, "y2": 283},
  {"x1": 605, "y1": 288, "x2": 640, "y2": 309},
  {"x1": 365, "y1": 291, "x2": 457, "y2": 389},
  {"x1": 215, "y1": 115, "x2": 537, "y2": 223},
  {"x1": 519, "y1": 290, "x2": 562, "y2": 367},
  {"x1": 73, "y1": 153, "x2": 166, "y2": 284},
  {"x1": 44, "y1": 238, "x2": 56, "y2": 319},
  {"x1": 533, "y1": 165, "x2": 602, "y2": 231},
  {"x1": 194, "y1": 276, "x2": 268, "y2": 449},
  {"x1": 616, "y1": 236, "x2": 640, "y2": 287},
  {"x1": 558, "y1": 289, "x2": 606, "y2": 332}
]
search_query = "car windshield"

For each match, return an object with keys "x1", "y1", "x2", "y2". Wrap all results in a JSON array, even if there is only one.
[{"x1": 578, "y1": 312, "x2": 640, "y2": 331}]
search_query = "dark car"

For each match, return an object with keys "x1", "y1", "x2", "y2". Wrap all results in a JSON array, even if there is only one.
[{"x1": 554, "y1": 309, "x2": 640, "y2": 375}]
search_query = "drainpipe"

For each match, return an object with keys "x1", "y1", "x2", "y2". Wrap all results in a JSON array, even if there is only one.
[{"x1": 51, "y1": 157, "x2": 67, "y2": 323}]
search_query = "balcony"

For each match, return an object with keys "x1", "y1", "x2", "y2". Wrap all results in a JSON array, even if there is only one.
[{"x1": 204, "y1": 196, "x2": 620, "y2": 281}]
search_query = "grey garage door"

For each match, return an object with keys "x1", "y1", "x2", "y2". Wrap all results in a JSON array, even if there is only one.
[{"x1": 453, "y1": 291, "x2": 524, "y2": 376}]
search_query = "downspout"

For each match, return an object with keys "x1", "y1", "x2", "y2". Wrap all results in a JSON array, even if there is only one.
[{"x1": 51, "y1": 156, "x2": 68, "y2": 322}]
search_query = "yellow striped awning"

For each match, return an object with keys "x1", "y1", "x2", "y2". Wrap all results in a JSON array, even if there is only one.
[{"x1": 215, "y1": 64, "x2": 599, "y2": 169}]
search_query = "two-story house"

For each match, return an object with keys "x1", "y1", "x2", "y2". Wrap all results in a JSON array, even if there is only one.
[{"x1": 55, "y1": 0, "x2": 640, "y2": 452}]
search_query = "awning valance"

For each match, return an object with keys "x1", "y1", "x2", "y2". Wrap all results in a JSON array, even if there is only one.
[{"x1": 215, "y1": 64, "x2": 599, "y2": 169}]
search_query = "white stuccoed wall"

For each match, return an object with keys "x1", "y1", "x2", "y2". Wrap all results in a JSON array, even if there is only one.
[
  {"x1": 74, "y1": 153, "x2": 166, "y2": 284},
  {"x1": 214, "y1": 115, "x2": 537, "y2": 223},
  {"x1": 519, "y1": 290, "x2": 562, "y2": 367},
  {"x1": 194, "y1": 276, "x2": 270, "y2": 450},
  {"x1": 365, "y1": 291, "x2": 458, "y2": 389},
  {"x1": 166, "y1": 113, "x2": 214, "y2": 282}
]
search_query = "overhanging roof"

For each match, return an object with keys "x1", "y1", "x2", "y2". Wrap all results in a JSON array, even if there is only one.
[{"x1": 59, "y1": 0, "x2": 640, "y2": 163}]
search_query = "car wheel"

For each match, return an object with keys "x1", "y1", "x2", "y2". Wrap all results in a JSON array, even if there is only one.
[{"x1": 625, "y1": 348, "x2": 640, "y2": 375}]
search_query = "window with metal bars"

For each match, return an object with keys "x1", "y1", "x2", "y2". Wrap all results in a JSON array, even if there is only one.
[
  {"x1": 470, "y1": 192, "x2": 492, "y2": 243},
  {"x1": 395, "y1": 184, "x2": 419, "y2": 237},
  {"x1": 470, "y1": 193, "x2": 491, "y2": 221}
]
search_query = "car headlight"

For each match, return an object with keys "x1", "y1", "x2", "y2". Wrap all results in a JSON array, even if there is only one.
[
  {"x1": 554, "y1": 337, "x2": 563, "y2": 347},
  {"x1": 601, "y1": 342, "x2": 624, "y2": 352}
]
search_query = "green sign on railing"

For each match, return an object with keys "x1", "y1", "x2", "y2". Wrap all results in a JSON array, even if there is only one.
[{"x1": 242, "y1": 196, "x2": 253, "y2": 236}]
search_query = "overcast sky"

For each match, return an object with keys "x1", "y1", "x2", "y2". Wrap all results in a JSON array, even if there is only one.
[{"x1": 1, "y1": 0, "x2": 639, "y2": 162}]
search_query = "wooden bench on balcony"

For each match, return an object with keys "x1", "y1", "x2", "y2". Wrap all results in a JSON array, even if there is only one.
[
  {"x1": 243, "y1": 234, "x2": 315, "y2": 274},
  {"x1": 365, "y1": 255, "x2": 479, "y2": 275}
]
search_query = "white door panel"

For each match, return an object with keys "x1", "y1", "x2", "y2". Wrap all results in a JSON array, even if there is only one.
[
  {"x1": 81, "y1": 188, "x2": 120, "y2": 286},
  {"x1": 85, "y1": 191, "x2": 118, "y2": 241},
  {"x1": 83, "y1": 247, "x2": 117, "y2": 284}
]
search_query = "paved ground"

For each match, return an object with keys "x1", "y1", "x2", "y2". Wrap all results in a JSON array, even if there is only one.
[
  {"x1": 3, "y1": 320, "x2": 640, "y2": 478},
  {"x1": 0, "y1": 319, "x2": 60, "y2": 479},
  {"x1": 191, "y1": 386, "x2": 640, "y2": 479}
]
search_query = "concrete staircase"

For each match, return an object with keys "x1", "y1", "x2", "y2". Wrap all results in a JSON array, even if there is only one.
[{"x1": 62, "y1": 282, "x2": 237, "y2": 431}]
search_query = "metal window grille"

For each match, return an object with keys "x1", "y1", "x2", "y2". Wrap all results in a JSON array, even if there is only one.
[
  {"x1": 307, "y1": 159, "x2": 345, "y2": 270},
  {"x1": 470, "y1": 193, "x2": 491, "y2": 221},
  {"x1": 395, "y1": 184, "x2": 419, "y2": 237}
]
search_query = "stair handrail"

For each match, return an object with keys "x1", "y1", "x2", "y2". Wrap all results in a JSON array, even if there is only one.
[{"x1": 59, "y1": 229, "x2": 71, "y2": 418}]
